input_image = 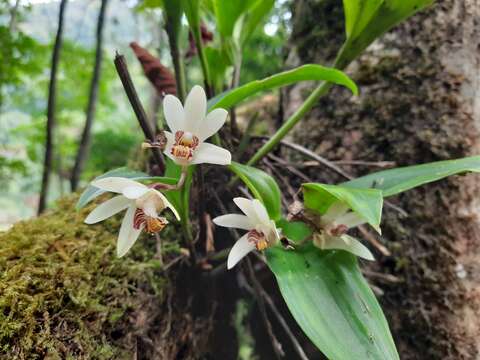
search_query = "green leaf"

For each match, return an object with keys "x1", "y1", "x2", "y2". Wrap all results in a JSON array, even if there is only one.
[
  {"x1": 204, "y1": 46, "x2": 231, "y2": 94},
  {"x1": 229, "y1": 162, "x2": 282, "y2": 221},
  {"x1": 163, "y1": 0, "x2": 183, "y2": 39},
  {"x1": 337, "y1": 0, "x2": 434, "y2": 68},
  {"x1": 76, "y1": 168, "x2": 178, "y2": 210},
  {"x1": 343, "y1": 155, "x2": 480, "y2": 197},
  {"x1": 276, "y1": 218, "x2": 312, "y2": 243},
  {"x1": 182, "y1": 0, "x2": 201, "y2": 32},
  {"x1": 302, "y1": 183, "x2": 383, "y2": 232},
  {"x1": 267, "y1": 244, "x2": 399, "y2": 360},
  {"x1": 240, "y1": 0, "x2": 275, "y2": 45},
  {"x1": 213, "y1": 0, "x2": 253, "y2": 38},
  {"x1": 208, "y1": 64, "x2": 358, "y2": 110}
]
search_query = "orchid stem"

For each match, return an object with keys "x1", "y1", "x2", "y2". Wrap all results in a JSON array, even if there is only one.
[{"x1": 247, "y1": 81, "x2": 332, "y2": 166}]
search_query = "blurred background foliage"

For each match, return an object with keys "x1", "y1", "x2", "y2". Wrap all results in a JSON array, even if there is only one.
[{"x1": 0, "y1": 0, "x2": 290, "y2": 229}]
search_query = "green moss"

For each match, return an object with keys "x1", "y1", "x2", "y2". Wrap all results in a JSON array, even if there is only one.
[{"x1": 0, "y1": 195, "x2": 178, "y2": 359}]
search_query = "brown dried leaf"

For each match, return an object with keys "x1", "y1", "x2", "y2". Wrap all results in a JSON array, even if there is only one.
[{"x1": 130, "y1": 42, "x2": 177, "y2": 97}]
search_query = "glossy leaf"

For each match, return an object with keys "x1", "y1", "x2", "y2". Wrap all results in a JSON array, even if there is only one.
[
  {"x1": 303, "y1": 183, "x2": 383, "y2": 232},
  {"x1": 267, "y1": 244, "x2": 399, "y2": 360},
  {"x1": 337, "y1": 0, "x2": 434, "y2": 68},
  {"x1": 208, "y1": 64, "x2": 358, "y2": 110},
  {"x1": 229, "y1": 162, "x2": 282, "y2": 221},
  {"x1": 343, "y1": 155, "x2": 480, "y2": 197}
]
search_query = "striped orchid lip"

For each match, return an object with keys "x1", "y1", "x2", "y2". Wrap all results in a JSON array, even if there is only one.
[
  {"x1": 213, "y1": 198, "x2": 281, "y2": 269},
  {"x1": 162, "y1": 85, "x2": 232, "y2": 166},
  {"x1": 312, "y1": 202, "x2": 375, "y2": 261},
  {"x1": 84, "y1": 177, "x2": 179, "y2": 257}
]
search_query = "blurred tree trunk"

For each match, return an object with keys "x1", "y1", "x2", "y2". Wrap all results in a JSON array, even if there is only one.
[
  {"x1": 38, "y1": 0, "x2": 68, "y2": 214},
  {"x1": 283, "y1": 0, "x2": 480, "y2": 358},
  {"x1": 70, "y1": 0, "x2": 109, "y2": 191}
]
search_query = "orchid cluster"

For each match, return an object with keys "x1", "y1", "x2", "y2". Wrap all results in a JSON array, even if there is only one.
[{"x1": 84, "y1": 85, "x2": 378, "y2": 268}]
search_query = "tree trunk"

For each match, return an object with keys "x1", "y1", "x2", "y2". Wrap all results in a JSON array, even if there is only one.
[
  {"x1": 70, "y1": 0, "x2": 109, "y2": 191},
  {"x1": 283, "y1": 0, "x2": 480, "y2": 358},
  {"x1": 38, "y1": 0, "x2": 68, "y2": 214}
]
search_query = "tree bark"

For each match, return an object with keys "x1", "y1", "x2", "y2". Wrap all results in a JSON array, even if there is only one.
[
  {"x1": 38, "y1": 0, "x2": 68, "y2": 214},
  {"x1": 284, "y1": 0, "x2": 480, "y2": 358},
  {"x1": 70, "y1": 0, "x2": 109, "y2": 191}
]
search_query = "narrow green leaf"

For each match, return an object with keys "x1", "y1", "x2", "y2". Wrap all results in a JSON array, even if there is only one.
[
  {"x1": 343, "y1": 155, "x2": 480, "y2": 197},
  {"x1": 302, "y1": 183, "x2": 383, "y2": 232},
  {"x1": 208, "y1": 64, "x2": 358, "y2": 110},
  {"x1": 240, "y1": 0, "x2": 275, "y2": 44},
  {"x1": 267, "y1": 244, "x2": 399, "y2": 360},
  {"x1": 229, "y1": 162, "x2": 282, "y2": 221},
  {"x1": 338, "y1": 0, "x2": 434, "y2": 68},
  {"x1": 213, "y1": 0, "x2": 252, "y2": 38},
  {"x1": 182, "y1": 0, "x2": 200, "y2": 32}
]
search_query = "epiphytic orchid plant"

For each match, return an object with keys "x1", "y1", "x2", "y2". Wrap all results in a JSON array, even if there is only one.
[{"x1": 76, "y1": 0, "x2": 480, "y2": 359}]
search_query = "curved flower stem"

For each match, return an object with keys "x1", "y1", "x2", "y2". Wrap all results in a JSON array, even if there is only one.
[
  {"x1": 153, "y1": 167, "x2": 188, "y2": 191},
  {"x1": 247, "y1": 81, "x2": 332, "y2": 166}
]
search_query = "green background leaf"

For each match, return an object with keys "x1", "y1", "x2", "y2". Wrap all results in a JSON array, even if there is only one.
[
  {"x1": 337, "y1": 0, "x2": 434, "y2": 68},
  {"x1": 229, "y1": 162, "x2": 282, "y2": 221},
  {"x1": 302, "y1": 183, "x2": 383, "y2": 232},
  {"x1": 267, "y1": 244, "x2": 399, "y2": 360},
  {"x1": 208, "y1": 64, "x2": 358, "y2": 110},
  {"x1": 343, "y1": 155, "x2": 480, "y2": 197}
]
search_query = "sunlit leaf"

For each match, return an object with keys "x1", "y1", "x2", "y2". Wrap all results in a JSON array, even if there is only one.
[
  {"x1": 229, "y1": 162, "x2": 282, "y2": 221},
  {"x1": 267, "y1": 244, "x2": 399, "y2": 360},
  {"x1": 208, "y1": 64, "x2": 358, "y2": 110},
  {"x1": 343, "y1": 155, "x2": 480, "y2": 197},
  {"x1": 302, "y1": 183, "x2": 383, "y2": 232}
]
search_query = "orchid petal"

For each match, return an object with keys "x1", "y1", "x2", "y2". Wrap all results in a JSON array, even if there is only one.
[
  {"x1": 117, "y1": 204, "x2": 143, "y2": 257},
  {"x1": 122, "y1": 185, "x2": 150, "y2": 200},
  {"x1": 233, "y1": 197, "x2": 259, "y2": 223},
  {"x1": 251, "y1": 199, "x2": 270, "y2": 226},
  {"x1": 323, "y1": 234, "x2": 374, "y2": 261},
  {"x1": 336, "y1": 212, "x2": 366, "y2": 229},
  {"x1": 84, "y1": 195, "x2": 131, "y2": 224},
  {"x1": 163, "y1": 94, "x2": 184, "y2": 132},
  {"x1": 213, "y1": 214, "x2": 254, "y2": 230},
  {"x1": 323, "y1": 201, "x2": 349, "y2": 222},
  {"x1": 227, "y1": 233, "x2": 256, "y2": 269},
  {"x1": 190, "y1": 142, "x2": 231, "y2": 165},
  {"x1": 183, "y1": 85, "x2": 206, "y2": 134},
  {"x1": 197, "y1": 108, "x2": 228, "y2": 142},
  {"x1": 91, "y1": 177, "x2": 147, "y2": 194},
  {"x1": 162, "y1": 131, "x2": 177, "y2": 162},
  {"x1": 152, "y1": 189, "x2": 180, "y2": 220}
]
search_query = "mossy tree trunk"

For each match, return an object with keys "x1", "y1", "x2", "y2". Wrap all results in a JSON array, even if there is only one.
[{"x1": 283, "y1": 0, "x2": 480, "y2": 358}]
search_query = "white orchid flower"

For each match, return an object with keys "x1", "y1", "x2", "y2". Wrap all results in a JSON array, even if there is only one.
[
  {"x1": 312, "y1": 201, "x2": 375, "y2": 260},
  {"x1": 213, "y1": 197, "x2": 280, "y2": 269},
  {"x1": 84, "y1": 177, "x2": 180, "y2": 257},
  {"x1": 162, "y1": 85, "x2": 231, "y2": 166}
]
